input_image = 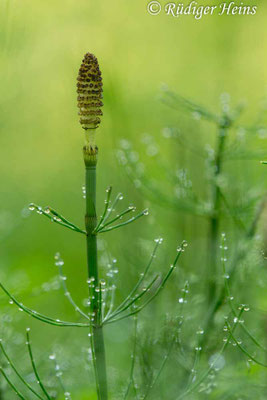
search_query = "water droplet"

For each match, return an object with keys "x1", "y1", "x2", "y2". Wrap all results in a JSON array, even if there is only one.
[
  {"x1": 28, "y1": 204, "x2": 35, "y2": 211},
  {"x1": 154, "y1": 237, "x2": 163, "y2": 244},
  {"x1": 55, "y1": 260, "x2": 64, "y2": 267},
  {"x1": 178, "y1": 298, "x2": 184, "y2": 304},
  {"x1": 143, "y1": 209, "x2": 149, "y2": 216},
  {"x1": 119, "y1": 195, "x2": 124, "y2": 200},
  {"x1": 49, "y1": 354, "x2": 56, "y2": 360}
]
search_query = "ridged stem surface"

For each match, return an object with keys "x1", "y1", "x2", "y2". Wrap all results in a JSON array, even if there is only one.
[{"x1": 85, "y1": 158, "x2": 108, "y2": 400}]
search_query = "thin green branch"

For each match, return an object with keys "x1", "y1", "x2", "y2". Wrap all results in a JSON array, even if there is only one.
[
  {"x1": 218, "y1": 189, "x2": 246, "y2": 232},
  {"x1": 176, "y1": 281, "x2": 190, "y2": 354},
  {"x1": 104, "y1": 284, "x2": 116, "y2": 321},
  {"x1": 161, "y1": 89, "x2": 219, "y2": 123},
  {"x1": 105, "y1": 274, "x2": 159, "y2": 323},
  {"x1": 102, "y1": 192, "x2": 123, "y2": 225},
  {"x1": 29, "y1": 203, "x2": 86, "y2": 235},
  {"x1": 0, "y1": 367, "x2": 26, "y2": 400},
  {"x1": 124, "y1": 316, "x2": 138, "y2": 400},
  {"x1": 26, "y1": 329, "x2": 51, "y2": 400},
  {"x1": 104, "y1": 242, "x2": 186, "y2": 325},
  {"x1": 49, "y1": 355, "x2": 69, "y2": 397},
  {"x1": 221, "y1": 234, "x2": 266, "y2": 352},
  {"x1": 94, "y1": 186, "x2": 112, "y2": 232},
  {"x1": 143, "y1": 336, "x2": 176, "y2": 400},
  {"x1": 177, "y1": 308, "x2": 245, "y2": 400},
  {"x1": 0, "y1": 341, "x2": 44, "y2": 400},
  {"x1": 130, "y1": 171, "x2": 211, "y2": 218},
  {"x1": 0, "y1": 283, "x2": 90, "y2": 328},
  {"x1": 143, "y1": 281, "x2": 190, "y2": 399},
  {"x1": 98, "y1": 209, "x2": 148, "y2": 234},
  {"x1": 109, "y1": 240, "x2": 161, "y2": 317},
  {"x1": 95, "y1": 206, "x2": 136, "y2": 232},
  {"x1": 56, "y1": 254, "x2": 90, "y2": 321},
  {"x1": 226, "y1": 321, "x2": 267, "y2": 368},
  {"x1": 46, "y1": 207, "x2": 84, "y2": 232},
  {"x1": 185, "y1": 347, "x2": 201, "y2": 392}
]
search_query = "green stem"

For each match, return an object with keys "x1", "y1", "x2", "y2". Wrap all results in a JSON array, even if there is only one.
[
  {"x1": 207, "y1": 122, "x2": 227, "y2": 305},
  {"x1": 84, "y1": 149, "x2": 108, "y2": 400}
]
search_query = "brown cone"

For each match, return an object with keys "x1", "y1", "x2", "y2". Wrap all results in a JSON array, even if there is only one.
[{"x1": 77, "y1": 53, "x2": 103, "y2": 130}]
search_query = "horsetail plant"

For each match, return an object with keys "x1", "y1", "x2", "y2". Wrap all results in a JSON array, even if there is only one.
[{"x1": 0, "y1": 53, "x2": 187, "y2": 400}]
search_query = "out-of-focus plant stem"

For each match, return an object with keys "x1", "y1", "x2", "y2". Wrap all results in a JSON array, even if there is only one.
[{"x1": 207, "y1": 120, "x2": 228, "y2": 305}]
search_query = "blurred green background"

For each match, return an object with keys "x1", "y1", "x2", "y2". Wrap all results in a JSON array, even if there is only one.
[{"x1": 1, "y1": 0, "x2": 267, "y2": 398}]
